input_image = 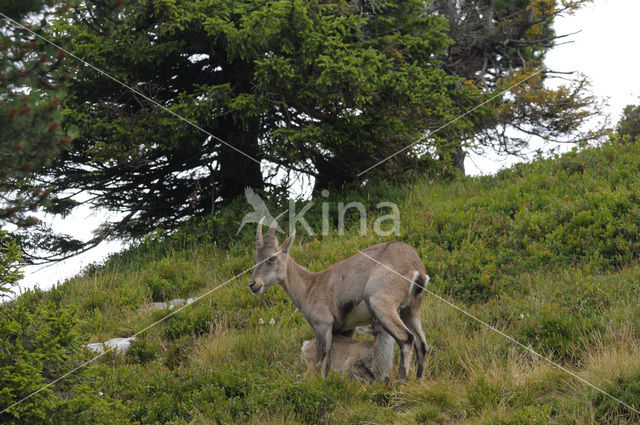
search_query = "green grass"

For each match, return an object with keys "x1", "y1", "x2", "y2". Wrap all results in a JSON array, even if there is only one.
[{"x1": 9, "y1": 141, "x2": 640, "y2": 424}]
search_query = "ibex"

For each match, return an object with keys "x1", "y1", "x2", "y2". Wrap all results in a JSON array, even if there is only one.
[
  {"x1": 301, "y1": 319, "x2": 394, "y2": 383},
  {"x1": 248, "y1": 211, "x2": 430, "y2": 381}
]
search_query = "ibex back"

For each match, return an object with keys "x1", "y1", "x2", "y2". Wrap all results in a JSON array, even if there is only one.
[{"x1": 248, "y1": 211, "x2": 430, "y2": 381}]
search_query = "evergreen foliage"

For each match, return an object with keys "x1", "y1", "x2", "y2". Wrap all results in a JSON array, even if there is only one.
[
  {"x1": 0, "y1": 231, "x2": 23, "y2": 297},
  {"x1": 0, "y1": 276, "x2": 126, "y2": 424},
  {"x1": 0, "y1": 0, "x2": 74, "y2": 228},
  {"x1": 40, "y1": 0, "x2": 485, "y2": 241},
  {"x1": 430, "y1": 0, "x2": 607, "y2": 171},
  {"x1": 3, "y1": 0, "x2": 604, "y2": 259},
  {"x1": 617, "y1": 103, "x2": 640, "y2": 141}
]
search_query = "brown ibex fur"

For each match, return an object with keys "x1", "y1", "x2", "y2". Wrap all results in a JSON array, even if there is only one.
[
  {"x1": 301, "y1": 320, "x2": 394, "y2": 383},
  {"x1": 248, "y1": 212, "x2": 430, "y2": 381}
]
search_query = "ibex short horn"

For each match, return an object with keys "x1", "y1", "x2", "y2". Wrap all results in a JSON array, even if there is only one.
[
  {"x1": 256, "y1": 216, "x2": 266, "y2": 247},
  {"x1": 265, "y1": 209, "x2": 288, "y2": 242}
]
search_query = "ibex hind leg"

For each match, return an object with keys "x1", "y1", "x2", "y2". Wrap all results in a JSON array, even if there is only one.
[
  {"x1": 401, "y1": 307, "x2": 429, "y2": 379},
  {"x1": 366, "y1": 296, "x2": 415, "y2": 382}
]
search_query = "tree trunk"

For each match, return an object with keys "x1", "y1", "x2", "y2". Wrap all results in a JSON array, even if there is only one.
[
  {"x1": 217, "y1": 118, "x2": 264, "y2": 202},
  {"x1": 451, "y1": 145, "x2": 466, "y2": 175},
  {"x1": 437, "y1": 140, "x2": 466, "y2": 176},
  {"x1": 312, "y1": 156, "x2": 353, "y2": 196}
]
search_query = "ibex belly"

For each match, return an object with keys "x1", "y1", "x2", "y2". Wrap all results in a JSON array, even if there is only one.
[{"x1": 342, "y1": 301, "x2": 372, "y2": 329}]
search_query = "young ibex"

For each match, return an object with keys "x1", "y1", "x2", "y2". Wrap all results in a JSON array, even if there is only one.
[
  {"x1": 301, "y1": 319, "x2": 394, "y2": 383},
  {"x1": 248, "y1": 211, "x2": 430, "y2": 381}
]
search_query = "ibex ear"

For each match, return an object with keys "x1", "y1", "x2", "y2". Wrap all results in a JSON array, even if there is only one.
[{"x1": 280, "y1": 231, "x2": 295, "y2": 254}]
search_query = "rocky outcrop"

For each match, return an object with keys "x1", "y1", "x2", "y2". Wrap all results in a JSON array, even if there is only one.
[{"x1": 86, "y1": 297, "x2": 198, "y2": 354}]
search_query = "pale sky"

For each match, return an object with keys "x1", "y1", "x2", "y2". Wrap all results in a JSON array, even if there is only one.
[
  {"x1": 17, "y1": 0, "x2": 640, "y2": 292},
  {"x1": 467, "y1": 0, "x2": 640, "y2": 174}
]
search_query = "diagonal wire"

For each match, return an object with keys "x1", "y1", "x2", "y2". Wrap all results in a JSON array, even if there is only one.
[
  {"x1": 356, "y1": 249, "x2": 640, "y2": 416},
  {"x1": 0, "y1": 251, "x2": 279, "y2": 416},
  {"x1": 0, "y1": 12, "x2": 262, "y2": 166},
  {"x1": 357, "y1": 67, "x2": 546, "y2": 176}
]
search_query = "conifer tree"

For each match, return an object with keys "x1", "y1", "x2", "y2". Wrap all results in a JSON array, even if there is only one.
[
  {"x1": 5, "y1": 0, "x2": 607, "y2": 259},
  {"x1": 0, "y1": 0, "x2": 74, "y2": 228}
]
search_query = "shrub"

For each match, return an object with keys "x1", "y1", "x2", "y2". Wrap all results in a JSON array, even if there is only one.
[
  {"x1": 0, "y1": 291, "x2": 127, "y2": 424},
  {"x1": 147, "y1": 275, "x2": 174, "y2": 302},
  {"x1": 410, "y1": 142, "x2": 640, "y2": 303},
  {"x1": 163, "y1": 306, "x2": 214, "y2": 340},
  {"x1": 127, "y1": 337, "x2": 161, "y2": 364},
  {"x1": 518, "y1": 304, "x2": 580, "y2": 361}
]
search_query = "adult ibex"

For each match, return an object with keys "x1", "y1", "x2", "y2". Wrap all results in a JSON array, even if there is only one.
[
  {"x1": 301, "y1": 319, "x2": 394, "y2": 383},
  {"x1": 248, "y1": 211, "x2": 430, "y2": 381}
]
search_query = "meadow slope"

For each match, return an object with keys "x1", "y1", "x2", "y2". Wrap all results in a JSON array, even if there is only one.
[{"x1": 7, "y1": 141, "x2": 640, "y2": 424}]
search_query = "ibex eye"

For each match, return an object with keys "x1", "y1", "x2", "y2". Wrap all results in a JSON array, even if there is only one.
[{"x1": 268, "y1": 256, "x2": 277, "y2": 263}]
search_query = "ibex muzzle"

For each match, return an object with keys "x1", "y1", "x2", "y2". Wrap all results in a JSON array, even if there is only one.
[{"x1": 249, "y1": 210, "x2": 431, "y2": 381}]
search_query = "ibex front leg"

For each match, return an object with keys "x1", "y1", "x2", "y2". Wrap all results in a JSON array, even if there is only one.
[{"x1": 313, "y1": 323, "x2": 334, "y2": 378}]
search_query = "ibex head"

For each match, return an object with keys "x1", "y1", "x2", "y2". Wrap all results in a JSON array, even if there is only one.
[{"x1": 248, "y1": 210, "x2": 295, "y2": 295}]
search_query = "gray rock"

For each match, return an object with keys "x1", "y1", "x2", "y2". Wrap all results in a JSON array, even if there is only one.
[
  {"x1": 148, "y1": 302, "x2": 168, "y2": 311},
  {"x1": 355, "y1": 326, "x2": 373, "y2": 334},
  {"x1": 87, "y1": 295, "x2": 201, "y2": 356},
  {"x1": 86, "y1": 336, "x2": 136, "y2": 354},
  {"x1": 168, "y1": 299, "x2": 186, "y2": 309}
]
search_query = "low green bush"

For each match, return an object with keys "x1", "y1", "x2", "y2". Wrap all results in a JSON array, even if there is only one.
[
  {"x1": 127, "y1": 336, "x2": 161, "y2": 364},
  {"x1": 0, "y1": 291, "x2": 127, "y2": 424},
  {"x1": 163, "y1": 308, "x2": 214, "y2": 340},
  {"x1": 410, "y1": 143, "x2": 640, "y2": 303}
]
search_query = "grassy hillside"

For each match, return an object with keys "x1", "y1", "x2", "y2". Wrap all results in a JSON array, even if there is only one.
[{"x1": 6, "y1": 141, "x2": 640, "y2": 424}]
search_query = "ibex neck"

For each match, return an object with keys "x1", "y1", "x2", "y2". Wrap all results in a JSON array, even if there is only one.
[
  {"x1": 373, "y1": 331, "x2": 395, "y2": 378},
  {"x1": 375, "y1": 331, "x2": 394, "y2": 352},
  {"x1": 282, "y1": 257, "x2": 318, "y2": 309}
]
